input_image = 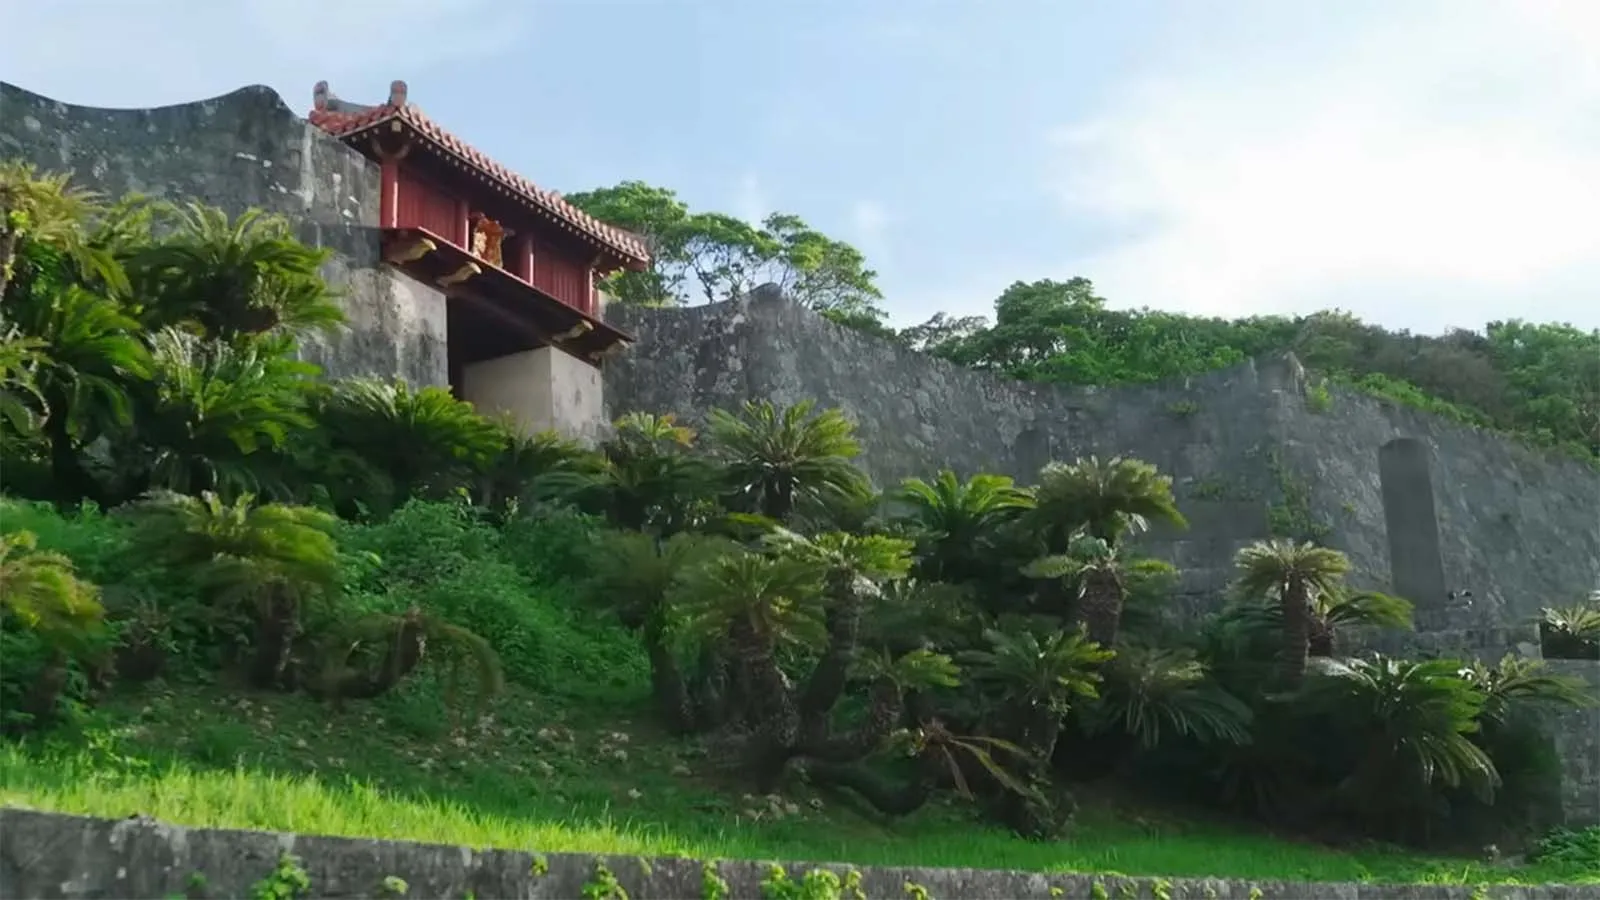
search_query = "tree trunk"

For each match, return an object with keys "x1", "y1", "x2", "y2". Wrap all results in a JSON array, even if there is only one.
[
  {"x1": 8, "y1": 648, "x2": 69, "y2": 735},
  {"x1": 1307, "y1": 614, "x2": 1335, "y2": 658},
  {"x1": 797, "y1": 572, "x2": 862, "y2": 740},
  {"x1": 248, "y1": 586, "x2": 300, "y2": 690},
  {"x1": 730, "y1": 618, "x2": 799, "y2": 790},
  {"x1": 807, "y1": 760, "x2": 933, "y2": 817},
  {"x1": 320, "y1": 614, "x2": 427, "y2": 703},
  {"x1": 804, "y1": 679, "x2": 903, "y2": 763},
  {"x1": 1021, "y1": 701, "x2": 1064, "y2": 763},
  {"x1": 41, "y1": 386, "x2": 104, "y2": 509},
  {"x1": 644, "y1": 623, "x2": 695, "y2": 735},
  {"x1": 689, "y1": 646, "x2": 735, "y2": 730},
  {"x1": 1279, "y1": 576, "x2": 1312, "y2": 686},
  {"x1": 0, "y1": 232, "x2": 18, "y2": 299},
  {"x1": 1076, "y1": 569, "x2": 1123, "y2": 647}
]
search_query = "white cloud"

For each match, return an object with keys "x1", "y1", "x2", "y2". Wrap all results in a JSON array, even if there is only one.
[
  {"x1": 5, "y1": 0, "x2": 530, "y2": 108},
  {"x1": 1047, "y1": 0, "x2": 1600, "y2": 333}
]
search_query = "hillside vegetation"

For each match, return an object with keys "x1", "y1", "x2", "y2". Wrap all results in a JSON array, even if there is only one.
[
  {"x1": 2, "y1": 162, "x2": 1599, "y2": 892},
  {"x1": 566, "y1": 183, "x2": 1600, "y2": 464}
]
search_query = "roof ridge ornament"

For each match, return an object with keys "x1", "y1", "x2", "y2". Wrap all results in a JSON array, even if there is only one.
[{"x1": 388, "y1": 80, "x2": 408, "y2": 109}]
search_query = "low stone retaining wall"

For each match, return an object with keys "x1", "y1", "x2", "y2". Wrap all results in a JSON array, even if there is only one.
[{"x1": 0, "y1": 808, "x2": 1588, "y2": 899}]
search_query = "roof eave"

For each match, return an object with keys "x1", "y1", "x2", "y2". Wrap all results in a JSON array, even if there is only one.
[{"x1": 320, "y1": 116, "x2": 649, "y2": 265}]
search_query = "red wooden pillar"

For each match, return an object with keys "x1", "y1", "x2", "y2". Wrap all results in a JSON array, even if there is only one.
[
  {"x1": 508, "y1": 235, "x2": 534, "y2": 283},
  {"x1": 378, "y1": 160, "x2": 399, "y2": 228},
  {"x1": 453, "y1": 198, "x2": 470, "y2": 248},
  {"x1": 582, "y1": 266, "x2": 596, "y2": 316}
]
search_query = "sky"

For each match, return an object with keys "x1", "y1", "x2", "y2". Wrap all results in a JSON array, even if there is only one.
[{"x1": 6, "y1": 0, "x2": 1598, "y2": 334}]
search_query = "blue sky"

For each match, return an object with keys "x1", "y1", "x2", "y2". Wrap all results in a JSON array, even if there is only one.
[{"x1": 9, "y1": 0, "x2": 1599, "y2": 333}]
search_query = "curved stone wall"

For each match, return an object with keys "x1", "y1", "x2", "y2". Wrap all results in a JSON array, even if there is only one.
[{"x1": 0, "y1": 81, "x2": 448, "y2": 388}]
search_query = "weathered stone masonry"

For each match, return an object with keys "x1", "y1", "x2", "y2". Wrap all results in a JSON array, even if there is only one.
[
  {"x1": 2, "y1": 809, "x2": 1594, "y2": 900},
  {"x1": 1, "y1": 81, "x2": 449, "y2": 388},
  {"x1": 3, "y1": 82, "x2": 1598, "y2": 826}
]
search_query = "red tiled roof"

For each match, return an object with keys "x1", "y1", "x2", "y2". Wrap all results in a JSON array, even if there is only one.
[{"x1": 308, "y1": 82, "x2": 649, "y2": 268}]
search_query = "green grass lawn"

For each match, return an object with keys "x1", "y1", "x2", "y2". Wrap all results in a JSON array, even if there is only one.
[{"x1": 2, "y1": 679, "x2": 1590, "y2": 887}]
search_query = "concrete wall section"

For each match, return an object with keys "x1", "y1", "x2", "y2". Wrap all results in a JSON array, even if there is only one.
[
  {"x1": 464, "y1": 347, "x2": 605, "y2": 444},
  {"x1": 2, "y1": 809, "x2": 1591, "y2": 900},
  {"x1": 0, "y1": 81, "x2": 448, "y2": 388}
]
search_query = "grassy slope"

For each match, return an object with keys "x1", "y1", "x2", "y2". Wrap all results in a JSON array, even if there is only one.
[
  {"x1": 3, "y1": 677, "x2": 1591, "y2": 887},
  {"x1": 0, "y1": 498, "x2": 1591, "y2": 886}
]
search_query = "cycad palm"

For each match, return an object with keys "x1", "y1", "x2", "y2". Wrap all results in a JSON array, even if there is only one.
[
  {"x1": 0, "y1": 162, "x2": 123, "y2": 298},
  {"x1": 671, "y1": 549, "x2": 826, "y2": 746},
  {"x1": 0, "y1": 529, "x2": 107, "y2": 732},
  {"x1": 1302, "y1": 655, "x2": 1500, "y2": 834},
  {"x1": 125, "y1": 490, "x2": 340, "y2": 687},
  {"x1": 1222, "y1": 586, "x2": 1412, "y2": 659},
  {"x1": 1233, "y1": 539, "x2": 1355, "y2": 686},
  {"x1": 1030, "y1": 455, "x2": 1186, "y2": 548},
  {"x1": 962, "y1": 625, "x2": 1113, "y2": 760},
  {"x1": 1540, "y1": 599, "x2": 1600, "y2": 660},
  {"x1": 319, "y1": 378, "x2": 503, "y2": 509},
  {"x1": 126, "y1": 204, "x2": 343, "y2": 339},
  {"x1": 133, "y1": 328, "x2": 316, "y2": 497},
  {"x1": 763, "y1": 527, "x2": 915, "y2": 734},
  {"x1": 469, "y1": 424, "x2": 598, "y2": 519},
  {"x1": 1083, "y1": 645, "x2": 1253, "y2": 750},
  {"x1": 0, "y1": 326, "x2": 45, "y2": 434},
  {"x1": 540, "y1": 412, "x2": 714, "y2": 535},
  {"x1": 1457, "y1": 654, "x2": 1597, "y2": 728},
  {"x1": 6, "y1": 282, "x2": 151, "y2": 505},
  {"x1": 896, "y1": 470, "x2": 1034, "y2": 582},
  {"x1": 0, "y1": 530, "x2": 105, "y2": 652},
  {"x1": 707, "y1": 399, "x2": 866, "y2": 522},
  {"x1": 808, "y1": 647, "x2": 962, "y2": 762},
  {"x1": 589, "y1": 530, "x2": 733, "y2": 732},
  {"x1": 1023, "y1": 533, "x2": 1174, "y2": 647}
]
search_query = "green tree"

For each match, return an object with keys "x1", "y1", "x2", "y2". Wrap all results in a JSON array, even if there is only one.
[
  {"x1": 587, "y1": 529, "x2": 733, "y2": 733},
  {"x1": 707, "y1": 399, "x2": 868, "y2": 522},
  {"x1": 961, "y1": 625, "x2": 1112, "y2": 762},
  {"x1": 1231, "y1": 539, "x2": 1356, "y2": 687},
  {"x1": 0, "y1": 162, "x2": 123, "y2": 299},
  {"x1": 0, "y1": 529, "x2": 107, "y2": 732},
  {"x1": 1029, "y1": 455, "x2": 1186, "y2": 549},
  {"x1": 671, "y1": 549, "x2": 827, "y2": 756},
  {"x1": 761, "y1": 527, "x2": 915, "y2": 741},
  {"x1": 564, "y1": 181, "x2": 887, "y2": 330},
  {"x1": 315, "y1": 378, "x2": 503, "y2": 512},
  {"x1": 1023, "y1": 534, "x2": 1175, "y2": 648},
  {"x1": 1301, "y1": 656, "x2": 1500, "y2": 839},
  {"x1": 126, "y1": 328, "x2": 317, "y2": 499},
  {"x1": 545, "y1": 412, "x2": 716, "y2": 536},
  {"x1": 895, "y1": 470, "x2": 1034, "y2": 584},
  {"x1": 124, "y1": 204, "x2": 343, "y2": 340},
  {"x1": 124, "y1": 491, "x2": 340, "y2": 688}
]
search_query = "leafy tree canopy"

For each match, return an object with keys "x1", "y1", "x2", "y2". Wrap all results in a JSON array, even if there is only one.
[{"x1": 563, "y1": 181, "x2": 890, "y2": 335}]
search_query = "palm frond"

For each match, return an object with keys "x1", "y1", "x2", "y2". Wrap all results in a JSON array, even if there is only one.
[
  {"x1": 0, "y1": 530, "x2": 106, "y2": 652},
  {"x1": 1084, "y1": 645, "x2": 1254, "y2": 748}
]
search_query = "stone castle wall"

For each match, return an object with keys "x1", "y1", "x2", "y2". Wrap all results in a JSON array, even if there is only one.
[
  {"x1": 606, "y1": 291, "x2": 1600, "y2": 639},
  {"x1": 0, "y1": 81, "x2": 448, "y2": 388}
]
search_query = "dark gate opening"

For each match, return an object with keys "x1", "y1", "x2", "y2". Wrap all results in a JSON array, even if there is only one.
[{"x1": 1377, "y1": 437, "x2": 1448, "y2": 611}]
